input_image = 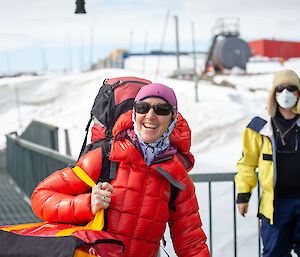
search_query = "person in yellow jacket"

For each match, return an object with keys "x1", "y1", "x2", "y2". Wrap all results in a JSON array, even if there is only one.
[{"x1": 235, "y1": 69, "x2": 300, "y2": 257}]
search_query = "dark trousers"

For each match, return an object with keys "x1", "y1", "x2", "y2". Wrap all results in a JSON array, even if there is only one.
[{"x1": 261, "y1": 197, "x2": 300, "y2": 257}]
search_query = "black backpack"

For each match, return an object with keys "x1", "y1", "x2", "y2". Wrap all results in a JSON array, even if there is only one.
[
  {"x1": 78, "y1": 77, "x2": 151, "y2": 182},
  {"x1": 78, "y1": 76, "x2": 179, "y2": 214},
  {"x1": 79, "y1": 77, "x2": 151, "y2": 156}
]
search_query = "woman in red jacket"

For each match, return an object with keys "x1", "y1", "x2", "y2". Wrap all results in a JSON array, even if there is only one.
[{"x1": 31, "y1": 83, "x2": 210, "y2": 257}]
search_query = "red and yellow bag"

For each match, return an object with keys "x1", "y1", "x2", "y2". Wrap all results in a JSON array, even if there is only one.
[
  {"x1": 0, "y1": 167, "x2": 124, "y2": 257},
  {"x1": 0, "y1": 222, "x2": 124, "y2": 257}
]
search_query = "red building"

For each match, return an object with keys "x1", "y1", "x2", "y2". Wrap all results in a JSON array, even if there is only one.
[{"x1": 248, "y1": 39, "x2": 300, "y2": 60}]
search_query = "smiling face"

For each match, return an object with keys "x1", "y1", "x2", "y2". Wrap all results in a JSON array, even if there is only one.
[{"x1": 135, "y1": 97, "x2": 172, "y2": 144}]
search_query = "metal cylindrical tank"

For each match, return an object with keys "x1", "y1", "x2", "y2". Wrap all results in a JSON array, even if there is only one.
[{"x1": 212, "y1": 36, "x2": 251, "y2": 70}]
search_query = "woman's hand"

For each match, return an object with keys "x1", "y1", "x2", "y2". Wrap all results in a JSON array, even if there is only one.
[
  {"x1": 237, "y1": 203, "x2": 248, "y2": 217},
  {"x1": 91, "y1": 182, "x2": 114, "y2": 216}
]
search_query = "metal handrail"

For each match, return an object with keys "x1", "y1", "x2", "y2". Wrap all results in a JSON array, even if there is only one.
[
  {"x1": 189, "y1": 173, "x2": 261, "y2": 257},
  {"x1": 7, "y1": 133, "x2": 75, "y2": 164},
  {"x1": 6, "y1": 133, "x2": 76, "y2": 197}
]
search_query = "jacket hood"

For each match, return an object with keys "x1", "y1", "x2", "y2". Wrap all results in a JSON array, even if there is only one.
[
  {"x1": 267, "y1": 69, "x2": 300, "y2": 117},
  {"x1": 112, "y1": 110, "x2": 195, "y2": 171}
]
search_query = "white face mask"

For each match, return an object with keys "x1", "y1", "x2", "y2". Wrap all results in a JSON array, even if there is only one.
[{"x1": 276, "y1": 89, "x2": 298, "y2": 109}]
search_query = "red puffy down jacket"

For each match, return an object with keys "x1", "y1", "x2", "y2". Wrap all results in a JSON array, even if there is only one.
[{"x1": 31, "y1": 111, "x2": 210, "y2": 257}]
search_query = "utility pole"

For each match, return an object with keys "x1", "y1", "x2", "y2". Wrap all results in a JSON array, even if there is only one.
[
  {"x1": 174, "y1": 15, "x2": 180, "y2": 70},
  {"x1": 191, "y1": 21, "x2": 199, "y2": 102},
  {"x1": 6, "y1": 52, "x2": 11, "y2": 75},
  {"x1": 41, "y1": 49, "x2": 48, "y2": 72},
  {"x1": 14, "y1": 84, "x2": 22, "y2": 130},
  {"x1": 79, "y1": 32, "x2": 85, "y2": 71},
  {"x1": 142, "y1": 32, "x2": 148, "y2": 73},
  {"x1": 155, "y1": 10, "x2": 170, "y2": 79},
  {"x1": 67, "y1": 34, "x2": 73, "y2": 72},
  {"x1": 90, "y1": 23, "x2": 95, "y2": 70},
  {"x1": 129, "y1": 28, "x2": 134, "y2": 53}
]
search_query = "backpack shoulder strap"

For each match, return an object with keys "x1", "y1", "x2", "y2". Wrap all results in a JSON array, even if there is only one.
[
  {"x1": 78, "y1": 137, "x2": 118, "y2": 184},
  {"x1": 78, "y1": 114, "x2": 93, "y2": 160},
  {"x1": 169, "y1": 185, "x2": 179, "y2": 212},
  {"x1": 98, "y1": 139, "x2": 118, "y2": 183},
  {"x1": 109, "y1": 161, "x2": 118, "y2": 181},
  {"x1": 168, "y1": 151, "x2": 194, "y2": 212}
]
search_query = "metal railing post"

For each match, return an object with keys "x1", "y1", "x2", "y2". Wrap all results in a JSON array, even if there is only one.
[
  {"x1": 190, "y1": 172, "x2": 260, "y2": 257},
  {"x1": 208, "y1": 181, "x2": 213, "y2": 256},
  {"x1": 64, "y1": 129, "x2": 71, "y2": 156},
  {"x1": 258, "y1": 185, "x2": 261, "y2": 257},
  {"x1": 233, "y1": 181, "x2": 237, "y2": 257}
]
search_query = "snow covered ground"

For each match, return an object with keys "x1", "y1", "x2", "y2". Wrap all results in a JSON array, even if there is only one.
[{"x1": 1, "y1": 55, "x2": 300, "y2": 256}]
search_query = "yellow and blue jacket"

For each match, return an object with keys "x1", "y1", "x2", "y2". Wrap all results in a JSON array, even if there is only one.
[{"x1": 235, "y1": 115, "x2": 277, "y2": 224}]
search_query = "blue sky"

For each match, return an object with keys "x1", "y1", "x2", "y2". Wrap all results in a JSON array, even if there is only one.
[{"x1": 1, "y1": 0, "x2": 300, "y2": 75}]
